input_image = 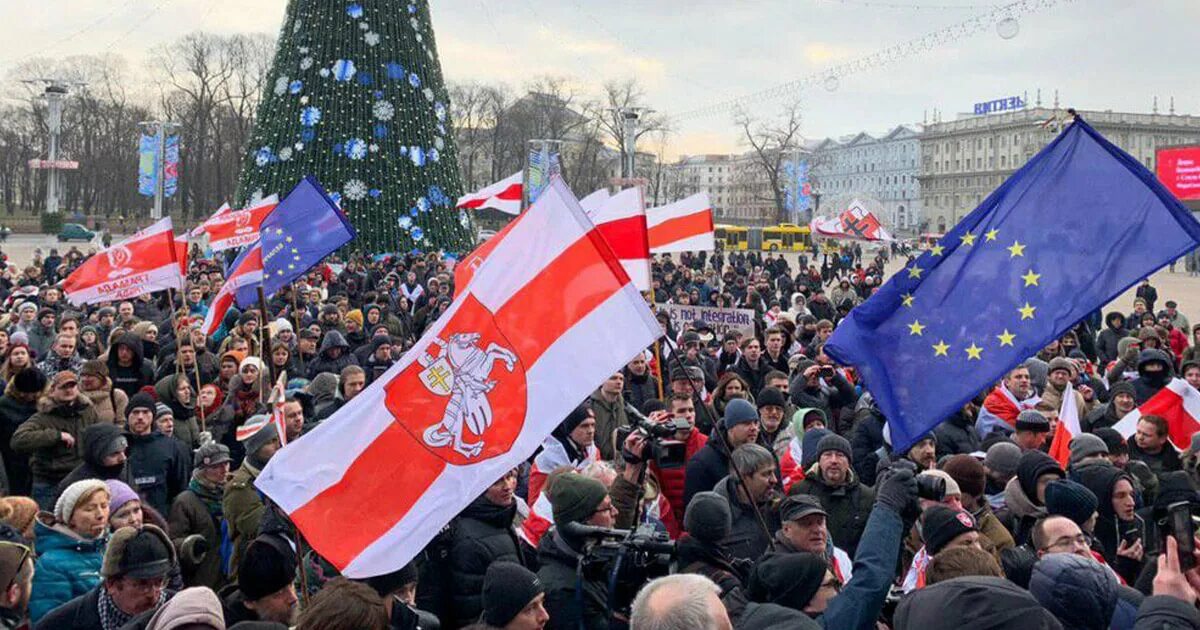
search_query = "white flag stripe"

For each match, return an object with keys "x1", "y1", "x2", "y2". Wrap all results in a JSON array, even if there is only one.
[
  {"x1": 593, "y1": 187, "x2": 644, "y2": 222},
  {"x1": 579, "y1": 189, "x2": 612, "y2": 216},
  {"x1": 1059, "y1": 382, "x2": 1081, "y2": 437},
  {"x1": 1112, "y1": 378, "x2": 1200, "y2": 438},
  {"x1": 646, "y1": 193, "x2": 711, "y2": 226},
  {"x1": 342, "y1": 284, "x2": 658, "y2": 576},
  {"x1": 622, "y1": 260, "x2": 651, "y2": 290},
  {"x1": 653, "y1": 233, "x2": 714, "y2": 254}
]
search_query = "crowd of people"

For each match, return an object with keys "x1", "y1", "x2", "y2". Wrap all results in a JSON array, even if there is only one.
[{"x1": 0, "y1": 239, "x2": 1194, "y2": 629}]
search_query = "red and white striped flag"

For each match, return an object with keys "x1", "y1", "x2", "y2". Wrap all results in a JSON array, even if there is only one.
[
  {"x1": 257, "y1": 178, "x2": 661, "y2": 577},
  {"x1": 591, "y1": 187, "x2": 651, "y2": 291},
  {"x1": 1113, "y1": 378, "x2": 1200, "y2": 450},
  {"x1": 200, "y1": 244, "x2": 263, "y2": 336},
  {"x1": 647, "y1": 193, "x2": 715, "y2": 253},
  {"x1": 269, "y1": 371, "x2": 289, "y2": 447},
  {"x1": 190, "y1": 202, "x2": 232, "y2": 238},
  {"x1": 63, "y1": 217, "x2": 183, "y2": 306},
  {"x1": 579, "y1": 189, "x2": 612, "y2": 216},
  {"x1": 194, "y1": 195, "x2": 279, "y2": 251},
  {"x1": 456, "y1": 172, "x2": 522, "y2": 216},
  {"x1": 174, "y1": 233, "x2": 189, "y2": 279},
  {"x1": 1048, "y1": 383, "x2": 1081, "y2": 468}
]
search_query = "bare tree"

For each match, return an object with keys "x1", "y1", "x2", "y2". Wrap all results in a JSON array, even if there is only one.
[
  {"x1": 596, "y1": 79, "x2": 669, "y2": 180},
  {"x1": 735, "y1": 99, "x2": 804, "y2": 224}
]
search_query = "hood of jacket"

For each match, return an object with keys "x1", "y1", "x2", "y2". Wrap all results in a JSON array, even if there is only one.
[
  {"x1": 81, "y1": 423, "x2": 125, "y2": 468},
  {"x1": 1074, "y1": 464, "x2": 1131, "y2": 520},
  {"x1": 35, "y1": 392, "x2": 94, "y2": 415},
  {"x1": 1136, "y1": 348, "x2": 1174, "y2": 377},
  {"x1": 33, "y1": 513, "x2": 107, "y2": 551},
  {"x1": 318, "y1": 330, "x2": 350, "y2": 358},
  {"x1": 106, "y1": 331, "x2": 146, "y2": 370},
  {"x1": 895, "y1": 576, "x2": 1063, "y2": 630},
  {"x1": 1104, "y1": 311, "x2": 1127, "y2": 331},
  {"x1": 1003, "y1": 476, "x2": 1045, "y2": 519},
  {"x1": 1029, "y1": 553, "x2": 1117, "y2": 630}
]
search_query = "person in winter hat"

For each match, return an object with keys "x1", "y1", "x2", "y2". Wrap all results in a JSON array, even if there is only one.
[
  {"x1": 29, "y1": 479, "x2": 110, "y2": 621},
  {"x1": 683, "y1": 397, "x2": 760, "y2": 509},
  {"x1": 11, "y1": 369, "x2": 101, "y2": 509},
  {"x1": 788, "y1": 432, "x2": 874, "y2": 556},
  {"x1": 169, "y1": 442, "x2": 233, "y2": 590},
  {"x1": 124, "y1": 390, "x2": 189, "y2": 516},
  {"x1": 1029, "y1": 553, "x2": 1118, "y2": 630},
  {"x1": 894, "y1": 575, "x2": 1062, "y2": 630},
  {"x1": 1043, "y1": 479, "x2": 1099, "y2": 532},
  {"x1": 0, "y1": 367, "x2": 46, "y2": 497},
  {"x1": 144, "y1": 586, "x2": 226, "y2": 630},
  {"x1": 222, "y1": 533, "x2": 298, "y2": 626},
  {"x1": 481, "y1": 562, "x2": 548, "y2": 629},
  {"x1": 1012, "y1": 410, "x2": 1051, "y2": 452},
  {"x1": 53, "y1": 422, "x2": 132, "y2": 501},
  {"x1": 537, "y1": 473, "x2": 614, "y2": 630},
  {"x1": 942, "y1": 454, "x2": 1014, "y2": 555},
  {"x1": 1067, "y1": 433, "x2": 1109, "y2": 469},
  {"x1": 1001, "y1": 450, "x2": 1064, "y2": 546},
  {"x1": 223, "y1": 415, "x2": 280, "y2": 581}
]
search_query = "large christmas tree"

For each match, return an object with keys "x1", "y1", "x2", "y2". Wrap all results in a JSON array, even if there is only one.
[{"x1": 237, "y1": 0, "x2": 471, "y2": 253}]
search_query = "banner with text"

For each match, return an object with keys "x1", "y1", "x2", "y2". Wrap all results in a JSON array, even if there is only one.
[{"x1": 662, "y1": 303, "x2": 756, "y2": 338}]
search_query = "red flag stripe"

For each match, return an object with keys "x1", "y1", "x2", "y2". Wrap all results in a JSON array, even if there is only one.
[
  {"x1": 648, "y1": 211, "x2": 714, "y2": 250},
  {"x1": 288, "y1": 229, "x2": 630, "y2": 565},
  {"x1": 596, "y1": 215, "x2": 650, "y2": 260}
]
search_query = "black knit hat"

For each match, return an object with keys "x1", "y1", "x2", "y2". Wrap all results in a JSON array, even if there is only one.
[
  {"x1": 559, "y1": 402, "x2": 592, "y2": 436},
  {"x1": 756, "y1": 387, "x2": 787, "y2": 410},
  {"x1": 482, "y1": 561, "x2": 544, "y2": 626},
  {"x1": 239, "y1": 534, "x2": 297, "y2": 601},
  {"x1": 126, "y1": 391, "x2": 157, "y2": 419},
  {"x1": 1093, "y1": 427, "x2": 1128, "y2": 455},
  {"x1": 549, "y1": 473, "x2": 607, "y2": 527},
  {"x1": 922, "y1": 505, "x2": 978, "y2": 556},
  {"x1": 1044, "y1": 479, "x2": 1099, "y2": 527},
  {"x1": 1108, "y1": 380, "x2": 1136, "y2": 400},
  {"x1": 684, "y1": 491, "x2": 732, "y2": 544},
  {"x1": 1016, "y1": 450, "x2": 1064, "y2": 506},
  {"x1": 1015, "y1": 410, "x2": 1050, "y2": 433},
  {"x1": 746, "y1": 552, "x2": 826, "y2": 610},
  {"x1": 816, "y1": 433, "x2": 853, "y2": 463},
  {"x1": 11, "y1": 368, "x2": 45, "y2": 395}
]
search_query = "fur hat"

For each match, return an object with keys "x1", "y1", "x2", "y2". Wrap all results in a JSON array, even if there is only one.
[
  {"x1": 942, "y1": 454, "x2": 986, "y2": 498},
  {"x1": 101, "y1": 524, "x2": 176, "y2": 579}
]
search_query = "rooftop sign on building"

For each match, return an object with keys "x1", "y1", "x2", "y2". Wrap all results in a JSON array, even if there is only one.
[{"x1": 973, "y1": 96, "x2": 1026, "y2": 116}]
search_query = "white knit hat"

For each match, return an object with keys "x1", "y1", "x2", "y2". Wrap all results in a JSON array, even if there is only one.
[
  {"x1": 54, "y1": 479, "x2": 110, "y2": 524},
  {"x1": 239, "y1": 356, "x2": 266, "y2": 373}
]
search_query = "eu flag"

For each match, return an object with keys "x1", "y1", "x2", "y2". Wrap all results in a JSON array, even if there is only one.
[
  {"x1": 826, "y1": 116, "x2": 1200, "y2": 451},
  {"x1": 258, "y1": 176, "x2": 356, "y2": 299}
]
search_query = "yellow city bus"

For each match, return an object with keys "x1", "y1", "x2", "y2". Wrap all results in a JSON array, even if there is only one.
[
  {"x1": 761, "y1": 223, "x2": 812, "y2": 251},
  {"x1": 715, "y1": 224, "x2": 749, "y2": 250}
]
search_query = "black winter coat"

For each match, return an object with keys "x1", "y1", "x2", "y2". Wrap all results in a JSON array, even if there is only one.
[
  {"x1": 850, "y1": 399, "x2": 887, "y2": 487},
  {"x1": 788, "y1": 470, "x2": 875, "y2": 557},
  {"x1": 714, "y1": 476, "x2": 780, "y2": 563},
  {"x1": 537, "y1": 530, "x2": 607, "y2": 630},
  {"x1": 0, "y1": 388, "x2": 36, "y2": 496},
  {"x1": 448, "y1": 497, "x2": 527, "y2": 627},
  {"x1": 934, "y1": 410, "x2": 980, "y2": 459},
  {"x1": 683, "y1": 435, "x2": 732, "y2": 510},
  {"x1": 126, "y1": 430, "x2": 189, "y2": 516},
  {"x1": 55, "y1": 423, "x2": 134, "y2": 499},
  {"x1": 33, "y1": 585, "x2": 101, "y2": 630},
  {"x1": 306, "y1": 330, "x2": 359, "y2": 379},
  {"x1": 106, "y1": 332, "x2": 155, "y2": 398}
]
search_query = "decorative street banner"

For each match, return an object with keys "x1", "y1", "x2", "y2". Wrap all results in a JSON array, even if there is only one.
[
  {"x1": 525, "y1": 145, "x2": 561, "y2": 206},
  {"x1": 783, "y1": 158, "x2": 812, "y2": 224},
  {"x1": 163, "y1": 135, "x2": 180, "y2": 198},
  {"x1": 137, "y1": 134, "x2": 158, "y2": 197},
  {"x1": 661, "y1": 303, "x2": 756, "y2": 338}
]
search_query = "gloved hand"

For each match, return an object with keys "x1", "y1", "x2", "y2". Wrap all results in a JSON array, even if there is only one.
[
  {"x1": 197, "y1": 431, "x2": 213, "y2": 447},
  {"x1": 875, "y1": 467, "x2": 919, "y2": 521}
]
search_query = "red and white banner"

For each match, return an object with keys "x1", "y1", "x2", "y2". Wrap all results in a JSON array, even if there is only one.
[
  {"x1": 457, "y1": 172, "x2": 522, "y2": 216},
  {"x1": 258, "y1": 178, "x2": 661, "y2": 577},
  {"x1": 647, "y1": 193, "x2": 714, "y2": 253},
  {"x1": 1048, "y1": 383, "x2": 1081, "y2": 468},
  {"x1": 200, "y1": 244, "x2": 263, "y2": 336},
  {"x1": 194, "y1": 195, "x2": 279, "y2": 251},
  {"x1": 1113, "y1": 378, "x2": 1200, "y2": 450},
  {"x1": 592, "y1": 187, "x2": 651, "y2": 291},
  {"x1": 190, "y1": 203, "x2": 232, "y2": 238},
  {"x1": 63, "y1": 217, "x2": 183, "y2": 306},
  {"x1": 810, "y1": 199, "x2": 894, "y2": 242},
  {"x1": 174, "y1": 234, "x2": 189, "y2": 278}
]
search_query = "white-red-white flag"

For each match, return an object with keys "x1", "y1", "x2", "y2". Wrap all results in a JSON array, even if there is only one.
[
  {"x1": 190, "y1": 203, "x2": 231, "y2": 238},
  {"x1": 647, "y1": 193, "x2": 715, "y2": 253},
  {"x1": 194, "y1": 195, "x2": 279, "y2": 251},
  {"x1": 1048, "y1": 383, "x2": 1081, "y2": 468},
  {"x1": 200, "y1": 244, "x2": 263, "y2": 336},
  {"x1": 269, "y1": 372, "x2": 289, "y2": 447},
  {"x1": 174, "y1": 234, "x2": 188, "y2": 279},
  {"x1": 1113, "y1": 378, "x2": 1200, "y2": 450},
  {"x1": 591, "y1": 187, "x2": 651, "y2": 291},
  {"x1": 456, "y1": 172, "x2": 522, "y2": 216},
  {"x1": 810, "y1": 199, "x2": 894, "y2": 242},
  {"x1": 63, "y1": 217, "x2": 183, "y2": 306},
  {"x1": 257, "y1": 178, "x2": 661, "y2": 577}
]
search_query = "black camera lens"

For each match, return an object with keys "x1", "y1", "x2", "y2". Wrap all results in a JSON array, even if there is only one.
[{"x1": 916, "y1": 475, "x2": 945, "y2": 502}]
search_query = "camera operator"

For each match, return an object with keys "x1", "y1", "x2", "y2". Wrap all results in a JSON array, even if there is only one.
[
  {"x1": 537, "y1": 472, "x2": 617, "y2": 630},
  {"x1": 638, "y1": 396, "x2": 708, "y2": 527},
  {"x1": 712, "y1": 444, "x2": 781, "y2": 563}
]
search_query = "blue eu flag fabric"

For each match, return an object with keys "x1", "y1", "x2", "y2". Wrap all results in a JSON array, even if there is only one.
[
  {"x1": 257, "y1": 176, "x2": 356, "y2": 300},
  {"x1": 826, "y1": 117, "x2": 1200, "y2": 451}
]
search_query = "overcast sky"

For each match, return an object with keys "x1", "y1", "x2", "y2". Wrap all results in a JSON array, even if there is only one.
[{"x1": 2, "y1": 0, "x2": 1197, "y2": 158}]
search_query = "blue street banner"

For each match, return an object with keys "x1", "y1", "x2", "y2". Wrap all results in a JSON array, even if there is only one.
[
  {"x1": 826, "y1": 116, "x2": 1200, "y2": 450},
  {"x1": 783, "y1": 158, "x2": 812, "y2": 223},
  {"x1": 163, "y1": 135, "x2": 180, "y2": 198},
  {"x1": 252, "y1": 176, "x2": 357, "y2": 301},
  {"x1": 526, "y1": 145, "x2": 561, "y2": 206},
  {"x1": 137, "y1": 134, "x2": 158, "y2": 197}
]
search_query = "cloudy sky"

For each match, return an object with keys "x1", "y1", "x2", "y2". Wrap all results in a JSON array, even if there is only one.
[{"x1": 2, "y1": 0, "x2": 1197, "y2": 157}]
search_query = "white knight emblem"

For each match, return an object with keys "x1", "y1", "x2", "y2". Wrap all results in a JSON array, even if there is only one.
[{"x1": 417, "y1": 332, "x2": 517, "y2": 458}]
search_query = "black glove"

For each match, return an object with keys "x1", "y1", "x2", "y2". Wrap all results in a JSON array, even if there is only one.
[{"x1": 875, "y1": 468, "x2": 918, "y2": 521}]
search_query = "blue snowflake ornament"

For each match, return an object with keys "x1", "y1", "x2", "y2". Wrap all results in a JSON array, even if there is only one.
[
  {"x1": 416, "y1": 197, "x2": 430, "y2": 212},
  {"x1": 300, "y1": 107, "x2": 322, "y2": 127},
  {"x1": 346, "y1": 3, "x2": 363, "y2": 18},
  {"x1": 398, "y1": 216, "x2": 413, "y2": 229},
  {"x1": 332, "y1": 59, "x2": 357, "y2": 81},
  {"x1": 289, "y1": 80, "x2": 303, "y2": 94},
  {"x1": 408, "y1": 72, "x2": 421, "y2": 88},
  {"x1": 344, "y1": 138, "x2": 368, "y2": 160},
  {"x1": 386, "y1": 62, "x2": 406, "y2": 80},
  {"x1": 411, "y1": 227, "x2": 424, "y2": 241},
  {"x1": 410, "y1": 147, "x2": 426, "y2": 167}
]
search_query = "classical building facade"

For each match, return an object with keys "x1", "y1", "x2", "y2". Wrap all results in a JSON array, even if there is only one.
[
  {"x1": 809, "y1": 125, "x2": 923, "y2": 232},
  {"x1": 919, "y1": 107, "x2": 1200, "y2": 232}
]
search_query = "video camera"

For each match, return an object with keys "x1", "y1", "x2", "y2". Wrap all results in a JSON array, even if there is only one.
[
  {"x1": 562, "y1": 522, "x2": 676, "y2": 622},
  {"x1": 617, "y1": 403, "x2": 691, "y2": 469}
]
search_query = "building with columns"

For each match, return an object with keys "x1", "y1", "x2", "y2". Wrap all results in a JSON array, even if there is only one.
[{"x1": 808, "y1": 125, "x2": 924, "y2": 233}]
